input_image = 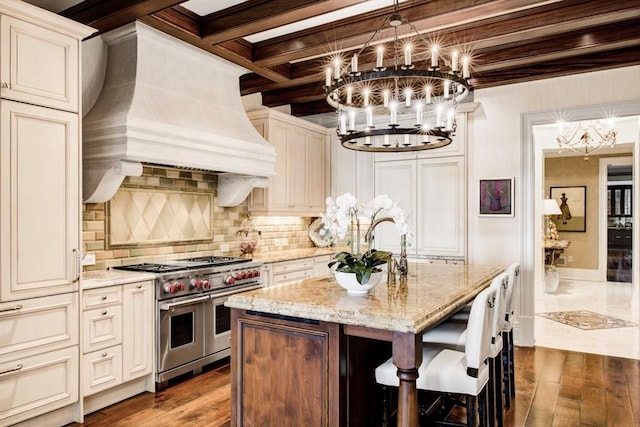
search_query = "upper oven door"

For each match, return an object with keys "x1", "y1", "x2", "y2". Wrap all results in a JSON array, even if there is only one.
[
  {"x1": 205, "y1": 283, "x2": 263, "y2": 356},
  {"x1": 158, "y1": 295, "x2": 206, "y2": 374},
  {"x1": 205, "y1": 294, "x2": 232, "y2": 356}
]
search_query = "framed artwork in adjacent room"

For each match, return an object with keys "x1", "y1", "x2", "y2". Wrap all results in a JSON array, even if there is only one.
[
  {"x1": 549, "y1": 185, "x2": 586, "y2": 232},
  {"x1": 479, "y1": 177, "x2": 514, "y2": 217}
]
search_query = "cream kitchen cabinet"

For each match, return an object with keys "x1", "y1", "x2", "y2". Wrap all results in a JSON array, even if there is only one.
[
  {"x1": 0, "y1": 2, "x2": 93, "y2": 425},
  {"x1": 373, "y1": 156, "x2": 466, "y2": 259},
  {"x1": 0, "y1": 293, "x2": 79, "y2": 426},
  {"x1": 262, "y1": 255, "x2": 333, "y2": 288},
  {"x1": 0, "y1": 13, "x2": 80, "y2": 112},
  {"x1": 0, "y1": 100, "x2": 80, "y2": 301},
  {"x1": 247, "y1": 109, "x2": 328, "y2": 216},
  {"x1": 81, "y1": 281, "x2": 153, "y2": 398},
  {"x1": 329, "y1": 132, "x2": 375, "y2": 201},
  {"x1": 313, "y1": 255, "x2": 331, "y2": 278},
  {"x1": 121, "y1": 281, "x2": 154, "y2": 382},
  {"x1": 0, "y1": 346, "x2": 79, "y2": 426}
]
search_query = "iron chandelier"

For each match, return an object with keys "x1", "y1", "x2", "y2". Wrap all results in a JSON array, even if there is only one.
[{"x1": 323, "y1": 0, "x2": 473, "y2": 152}]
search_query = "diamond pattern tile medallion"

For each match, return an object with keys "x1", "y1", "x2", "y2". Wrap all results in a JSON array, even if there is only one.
[
  {"x1": 537, "y1": 310, "x2": 638, "y2": 330},
  {"x1": 109, "y1": 189, "x2": 212, "y2": 245}
]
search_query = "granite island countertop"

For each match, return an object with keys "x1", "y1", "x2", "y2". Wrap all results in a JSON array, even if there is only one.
[{"x1": 226, "y1": 263, "x2": 503, "y2": 334}]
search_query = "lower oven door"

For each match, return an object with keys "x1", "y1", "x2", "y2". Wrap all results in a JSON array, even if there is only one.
[
  {"x1": 158, "y1": 295, "x2": 207, "y2": 374},
  {"x1": 205, "y1": 284, "x2": 262, "y2": 357}
]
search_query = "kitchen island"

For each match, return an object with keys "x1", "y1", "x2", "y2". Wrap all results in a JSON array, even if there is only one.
[{"x1": 226, "y1": 262, "x2": 503, "y2": 427}]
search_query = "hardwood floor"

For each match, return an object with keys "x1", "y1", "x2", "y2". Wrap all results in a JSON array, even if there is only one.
[{"x1": 71, "y1": 347, "x2": 639, "y2": 426}]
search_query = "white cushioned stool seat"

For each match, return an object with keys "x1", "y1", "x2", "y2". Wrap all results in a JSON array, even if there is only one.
[{"x1": 375, "y1": 347, "x2": 490, "y2": 395}]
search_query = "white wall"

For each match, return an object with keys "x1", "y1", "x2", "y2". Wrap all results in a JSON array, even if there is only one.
[{"x1": 468, "y1": 65, "x2": 640, "y2": 345}]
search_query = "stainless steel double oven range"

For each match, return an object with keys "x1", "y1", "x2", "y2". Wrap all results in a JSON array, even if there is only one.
[{"x1": 113, "y1": 256, "x2": 262, "y2": 386}]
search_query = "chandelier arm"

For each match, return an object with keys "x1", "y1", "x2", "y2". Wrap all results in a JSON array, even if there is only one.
[{"x1": 355, "y1": 15, "x2": 392, "y2": 58}]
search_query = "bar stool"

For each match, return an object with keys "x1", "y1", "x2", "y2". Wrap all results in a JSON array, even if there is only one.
[
  {"x1": 375, "y1": 286, "x2": 497, "y2": 427},
  {"x1": 421, "y1": 272, "x2": 509, "y2": 427},
  {"x1": 502, "y1": 263, "x2": 520, "y2": 408}
]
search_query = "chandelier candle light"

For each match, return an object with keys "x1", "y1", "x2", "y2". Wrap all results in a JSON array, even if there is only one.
[{"x1": 323, "y1": 0, "x2": 472, "y2": 152}]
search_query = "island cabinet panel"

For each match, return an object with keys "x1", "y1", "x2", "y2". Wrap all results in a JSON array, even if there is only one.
[{"x1": 231, "y1": 310, "x2": 343, "y2": 427}]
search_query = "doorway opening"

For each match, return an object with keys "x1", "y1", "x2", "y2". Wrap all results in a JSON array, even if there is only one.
[{"x1": 603, "y1": 162, "x2": 633, "y2": 283}]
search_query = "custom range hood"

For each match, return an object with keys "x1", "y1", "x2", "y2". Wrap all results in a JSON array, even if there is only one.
[{"x1": 82, "y1": 22, "x2": 275, "y2": 206}]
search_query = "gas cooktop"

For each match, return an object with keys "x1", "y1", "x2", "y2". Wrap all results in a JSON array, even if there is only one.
[{"x1": 113, "y1": 256, "x2": 253, "y2": 273}]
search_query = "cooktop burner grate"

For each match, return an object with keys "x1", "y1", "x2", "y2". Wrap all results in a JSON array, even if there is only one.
[
  {"x1": 113, "y1": 263, "x2": 187, "y2": 273},
  {"x1": 185, "y1": 256, "x2": 252, "y2": 266}
]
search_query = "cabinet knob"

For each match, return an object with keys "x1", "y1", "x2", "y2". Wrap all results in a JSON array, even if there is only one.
[
  {"x1": 101, "y1": 352, "x2": 108, "y2": 358},
  {"x1": 101, "y1": 295, "x2": 108, "y2": 300},
  {"x1": 137, "y1": 284, "x2": 142, "y2": 288},
  {"x1": 102, "y1": 310, "x2": 107, "y2": 315},
  {"x1": 0, "y1": 82, "x2": 9, "y2": 89}
]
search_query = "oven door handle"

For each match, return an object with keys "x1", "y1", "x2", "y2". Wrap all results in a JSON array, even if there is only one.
[
  {"x1": 210, "y1": 284, "x2": 263, "y2": 299},
  {"x1": 159, "y1": 295, "x2": 210, "y2": 311}
]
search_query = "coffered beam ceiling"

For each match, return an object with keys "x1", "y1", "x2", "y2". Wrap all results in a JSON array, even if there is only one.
[{"x1": 61, "y1": 0, "x2": 640, "y2": 118}]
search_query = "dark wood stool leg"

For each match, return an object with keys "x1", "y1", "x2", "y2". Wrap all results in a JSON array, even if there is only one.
[
  {"x1": 381, "y1": 385, "x2": 389, "y2": 427},
  {"x1": 467, "y1": 393, "x2": 478, "y2": 427},
  {"x1": 495, "y1": 351, "x2": 504, "y2": 427},
  {"x1": 509, "y1": 330, "x2": 515, "y2": 398},
  {"x1": 488, "y1": 358, "x2": 496, "y2": 427},
  {"x1": 502, "y1": 330, "x2": 512, "y2": 408}
]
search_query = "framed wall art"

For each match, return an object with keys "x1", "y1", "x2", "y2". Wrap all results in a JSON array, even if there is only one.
[
  {"x1": 549, "y1": 185, "x2": 586, "y2": 232},
  {"x1": 479, "y1": 177, "x2": 514, "y2": 217}
]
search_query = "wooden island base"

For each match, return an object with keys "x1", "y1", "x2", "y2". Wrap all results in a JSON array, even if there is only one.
[{"x1": 231, "y1": 309, "x2": 392, "y2": 426}]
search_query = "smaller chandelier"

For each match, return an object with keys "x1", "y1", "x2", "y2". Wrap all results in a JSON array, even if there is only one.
[
  {"x1": 556, "y1": 119, "x2": 617, "y2": 160},
  {"x1": 323, "y1": 0, "x2": 472, "y2": 152}
]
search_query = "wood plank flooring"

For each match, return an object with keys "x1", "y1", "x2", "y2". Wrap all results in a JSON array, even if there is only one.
[{"x1": 69, "y1": 346, "x2": 640, "y2": 426}]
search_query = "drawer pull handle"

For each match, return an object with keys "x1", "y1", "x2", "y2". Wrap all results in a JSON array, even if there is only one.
[
  {"x1": 101, "y1": 295, "x2": 108, "y2": 300},
  {"x1": 0, "y1": 304, "x2": 22, "y2": 314},
  {"x1": 101, "y1": 352, "x2": 107, "y2": 358},
  {"x1": 0, "y1": 363, "x2": 23, "y2": 376},
  {"x1": 102, "y1": 310, "x2": 107, "y2": 315}
]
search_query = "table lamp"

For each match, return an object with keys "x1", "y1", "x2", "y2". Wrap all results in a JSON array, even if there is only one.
[{"x1": 543, "y1": 199, "x2": 561, "y2": 241}]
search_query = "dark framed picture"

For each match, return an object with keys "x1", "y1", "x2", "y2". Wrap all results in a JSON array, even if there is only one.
[
  {"x1": 549, "y1": 186, "x2": 586, "y2": 232},
  {"x1": 479, "y1": 177, "x2": 514, "y2": 217}
]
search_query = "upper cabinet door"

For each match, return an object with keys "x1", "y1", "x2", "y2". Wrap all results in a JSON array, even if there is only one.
[
  {"x1": 416, "y1": 157, "x2": 466, "y2": 257},
  {"x1": 0, "y1": 15, "x2": 79, "y2": 112},
  {"x1": 0, "y1": 100, "x2": 79, "y2": 301}
]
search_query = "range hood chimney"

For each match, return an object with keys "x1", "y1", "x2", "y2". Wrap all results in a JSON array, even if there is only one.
[{"x1": 82, "y1": 22, "x2": 275, "y2": 205}]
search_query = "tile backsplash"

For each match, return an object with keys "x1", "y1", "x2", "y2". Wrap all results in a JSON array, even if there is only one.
[{"x1": 83, "y1": 165, "x2": 314, "y2": 271}]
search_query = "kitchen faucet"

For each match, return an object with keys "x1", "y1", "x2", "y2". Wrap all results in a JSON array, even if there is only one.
[{"x1": 364, "y1": 217, "x2": 408, "y2": 279}]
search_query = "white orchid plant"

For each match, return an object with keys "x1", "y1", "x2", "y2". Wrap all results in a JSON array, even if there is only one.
[{"x1": 322, "y1": 193, "x2": 409, "y2": 284}]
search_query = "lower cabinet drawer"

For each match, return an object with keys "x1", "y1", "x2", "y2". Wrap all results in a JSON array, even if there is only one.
[
  {"x1": 0, "y1": 346, "x2": 78, "y2": 426},
  {"x1": 0, "y1": 293, "x2": 78, "y2": 363},
  {"x1": 82, "y1": 305, "x2": 123, "y2": 353},
  {"x1": 273, "y1": 268, "x2": 313, "y2": 285},
  {"x1": 83, "y1": 345, "x2": 123, "y2": 396},
  {"x1": 273, "y1": 258, "x2": 315, "y2": 275}
]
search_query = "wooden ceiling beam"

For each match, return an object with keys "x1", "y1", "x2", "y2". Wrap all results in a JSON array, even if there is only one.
[
  {"x1": 250, "y1": 0, "x2": 563, "y2": 66},
  {"x1": 291, "y1": 100, "x2": 335, "y2": 117},
  {"x1": 261, "y1": 83, "x2": 325, "y2": 106},
  {"x1": 470, "y1": 45, "x2": 640, "y2": 88},
  {"x1": 254, "y1": 0, "x2": 640, "y2": 65},
  {"x1": 201, "y1": 0, "x2": 367, "y2": 44},
  {"x1": 61, "y1": 0, "x2": 185, "y2": 34},
  {"x1": 141, "y1": 12, "x2": 290, "y2": 84}
]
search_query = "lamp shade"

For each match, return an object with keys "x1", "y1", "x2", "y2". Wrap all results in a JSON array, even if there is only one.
[{"x1": 543, "y1": 199, "x2": 561, "y2": 215}]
